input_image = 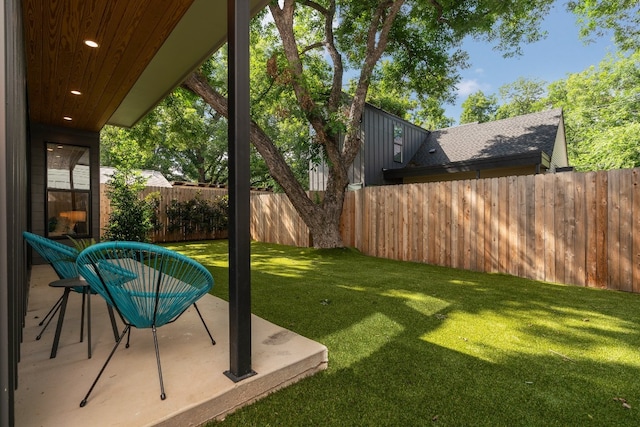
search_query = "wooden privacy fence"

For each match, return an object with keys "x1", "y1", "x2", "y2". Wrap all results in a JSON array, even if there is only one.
[
  {"x1": 252, "y1": 168, "x2": 640, "y2": 293},
  {"x1": 250, "y1": 193, "x2": 311, "y2": 247},
  {"x1": 100, "y1": 168, "x2": 640, "y2": 293},
  {"x1": 100, "y1": 184, "x2": 231, "y2": 242}
]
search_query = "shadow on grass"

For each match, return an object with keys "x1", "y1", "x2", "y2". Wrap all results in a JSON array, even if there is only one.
[{"x1": 169, "y1": 240, "x2": 640, "y2": 426}]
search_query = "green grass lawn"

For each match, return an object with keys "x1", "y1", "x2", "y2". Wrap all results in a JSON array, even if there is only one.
[{"x1": 167, "y1": 240, "x2": 640, "y2": 426}]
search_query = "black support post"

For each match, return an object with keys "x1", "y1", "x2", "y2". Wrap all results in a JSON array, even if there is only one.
[{"x1": 224, "y1": 0, "x2": 255, "y2": 382}]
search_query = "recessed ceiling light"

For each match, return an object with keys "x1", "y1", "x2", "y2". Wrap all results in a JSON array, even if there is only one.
[
  {"x1": 63, "y1": 116, "x2": 72, "y2": 121},
  {"x1": 84, "y1": 40, "x2": 99, "y2": 48},
  {"x1": 70, "y1": 90, "x2": 82, "y2": 95}
]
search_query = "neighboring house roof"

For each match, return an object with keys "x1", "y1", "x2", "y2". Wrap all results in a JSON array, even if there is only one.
[
  {"x1": 100, "y1": 167, "x2": 173, "y2": 188},
  {"x1": 412, "y1": 108, "x2": 562, "y2": 166},
  {"x1": 384, "y1": 108, "x2": 566, "y2": 180}
]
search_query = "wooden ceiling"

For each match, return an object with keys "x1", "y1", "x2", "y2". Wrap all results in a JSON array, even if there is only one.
[
  {"x1": 23, "y1": 0, "x2": 195, "y2": 132},
  {"x1": 23, "y1": 0, "x2": 271, "y2": 133}
]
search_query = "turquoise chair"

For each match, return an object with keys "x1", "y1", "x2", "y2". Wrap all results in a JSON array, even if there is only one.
[
  {"x1": 22, "y1": 231, "x2": 118, "y2": 358},
  {"x1": 76, "y1": 241, "x2": 215, "y2": 406}
]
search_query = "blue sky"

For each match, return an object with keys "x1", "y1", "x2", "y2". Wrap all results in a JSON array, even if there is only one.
[{"x1": 446, "y1": 2, "x2": 617, "y2": 122}]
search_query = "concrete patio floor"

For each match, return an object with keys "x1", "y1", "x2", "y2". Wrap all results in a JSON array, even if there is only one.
[{"x1": 15, "y1": 265, "x2": 328, "y2": 427}]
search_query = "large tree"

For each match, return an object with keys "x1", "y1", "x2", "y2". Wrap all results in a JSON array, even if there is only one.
[
  {"x1": 100, "y1": 91, "x2": 228, "y2": 184},
  {"x1": 101, "y1": 80, "x2": 303, "y2": 188},
  {"x1": 183, "y1": 0, "x2": 557, "y2": 248},
  {"x1": 494, "y1": 77, "x2": 548, "y2": 120},
  {"x1": 459, "y1": 90, "x2": 498, "y2": 124},
  {"x1": 547, "y1": 51, "x2": 640, "y2": 171},
  {"x1": 568, "y1": 0, "x2": 640, "y2": 52}
]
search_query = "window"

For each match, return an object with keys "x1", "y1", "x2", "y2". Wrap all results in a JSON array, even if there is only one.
[
  {"x1": 393, "y1": 123, "x2": 403, "y2": 163},
  {"x1": 46, "y1": 143, "x2": 91, "y2": 237}
]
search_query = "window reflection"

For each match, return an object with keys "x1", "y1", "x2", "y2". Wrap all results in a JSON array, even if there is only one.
[
  {"x1": 46, "y1": 143, "x2": 91, "y2": 237},
  {"x1": 393, "y1": 123, "x2": 403, "y2": 163}
]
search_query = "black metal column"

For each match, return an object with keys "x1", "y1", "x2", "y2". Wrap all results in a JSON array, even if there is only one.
[{"x1": 224, "y1": 0, "x2": 255, "y2": 382}]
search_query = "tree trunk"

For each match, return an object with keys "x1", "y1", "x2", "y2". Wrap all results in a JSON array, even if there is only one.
[{"x1": 182, "y1": 72, "x2": 346, "y2": 248}]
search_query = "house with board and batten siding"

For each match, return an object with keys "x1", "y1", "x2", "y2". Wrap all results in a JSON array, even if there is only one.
[
  {"x1": 384, "y1": 108, "x2": 570, "y2": 183},
  {"x1": 309, "y1": 107, "x2": 570, "y2": 190}
]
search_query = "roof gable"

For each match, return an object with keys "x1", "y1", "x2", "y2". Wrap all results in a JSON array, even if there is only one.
[
  {"x1": 100, "y1": 167, "x2": 172, "y2": 188},
  {"x1": 409, "y1": 109, "x2": 563, "y2": 168}
]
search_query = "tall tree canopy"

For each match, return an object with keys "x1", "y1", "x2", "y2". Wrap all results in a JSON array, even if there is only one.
[
  {"x1": 459, "y1": 90, "x2": 498, "y2": 124},
  {"x1": 494, "y1": 77, "x2": 548, "y2": 119},
  {"x1": 548, "y1": 51, "x2": 640, "y2": 171},
  {"x1": 101, "y1": 90, "x2": 228, "y2": 184},
  {"x1": 568, "y1": 0, "x2": 640, "y2": 52},
  {"x1": 183, "y1": 0, "x2": 557, "y2": 248}
]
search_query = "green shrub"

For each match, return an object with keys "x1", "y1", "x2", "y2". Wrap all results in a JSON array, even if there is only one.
[
  {"x1": 166, "y1": 193, "x2": 228, "y2": 238},
  {"x1": 103, "y1": 169, "x2": 158, "y2": 242}
]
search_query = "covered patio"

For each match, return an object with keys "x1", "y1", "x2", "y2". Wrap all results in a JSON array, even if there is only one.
[
  {"x1": 1, "y1": 1, "x2": 328, "y2": 426},
  {"x1": 16, "y1": 265, "x2": 327, "y2": 426}
]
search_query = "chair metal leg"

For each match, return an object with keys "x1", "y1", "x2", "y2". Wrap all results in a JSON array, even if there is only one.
[
  {"x1": 38, "y1": 294, "x2": 64, "y2": 327},
  {"x1": 36, "y1": 295, "x2": 63, "y2": 340},
  {"x1": 80, "y1": 325, "x2": 130, "y2": 408},
  {"x1": 152, "y1": 325, "x2": 166, "y2": 400},
  {"x1": 107, "y1": 303, "x2": 119, "y2": 342},
  {"x1": 87, "y1": 289, "x2": 92, "y2": 359},
  {"x1": 80, "y1": 288, "x2": 86, "y2": 343},
  {"x1": 125, "y1": 326, "x2": 132, "y2": 348},
  {"x1": 50, "y1": 287, "x2": 71, "y2": 358},
  {"x1": 193, "y1": 303, "x2": 216, "y2": 345}
]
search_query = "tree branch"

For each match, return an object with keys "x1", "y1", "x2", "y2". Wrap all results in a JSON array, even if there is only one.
[
  {"x1": 300, "y1": 41, "x2": 325, "y2": 56},
  {"x1": 345, "y1": 0, "x2": 405, "y2": 164},
  {"x1": 322, "y1": 0, "x2": 344, "y2": 113},
  {"x1": 181, "y1": 71, "x2": 321, "y2": 225},
  {"x1": 301, "y1": 0, "x2": 328, "y2": 15},
  {"x1": 428, "y1": 0, "x2": 448, "y2": 23}
]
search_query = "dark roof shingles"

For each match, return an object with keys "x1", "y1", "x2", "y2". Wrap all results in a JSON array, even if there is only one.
[{"x1": 409, "y1": 109, "x2": 562, "y2": 167}]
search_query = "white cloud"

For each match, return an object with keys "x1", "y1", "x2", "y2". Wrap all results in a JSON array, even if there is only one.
[
  {"x1": 455, "y1": 79, "x2": 491, "y2": 96},
  {"x1": 475, "y1": 68, "x2": 484, "y2": 74}
]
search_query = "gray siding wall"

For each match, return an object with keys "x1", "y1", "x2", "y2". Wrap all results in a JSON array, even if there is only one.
[
  {"x1": 309, "y1": 104, "x2": 429, "y2": 190},
  {"x1": 360, "y1": 104, "x2": 429, "y2": 186},
  {"x1": 29, "y1": 124, "x2": 101, "y2": 256},
  {"x1": 1, "y1": 0, "x2": 29, "y2": 424}
]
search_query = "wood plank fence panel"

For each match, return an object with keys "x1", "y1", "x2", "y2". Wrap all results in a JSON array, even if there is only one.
[
  {"x1": 427, "y1": 184, "x2": 437, "y2": 265},
  {"x1": 594, "y1": 171, "x2": 609, "y2": 288},
  {"x1": 463, "y1": 180, "x2": 472, "y2": 271},
  {"x1": 443, "y1": 181, "x2": 452, "y2": 268},
  {"x1": 533, "y1": 174, "x2": 546, "y2": 281},
  {"x1": 524, "y1": 175, "x2": 536, "y2": 280},
  {"x1": 563, "y1": 173, "x2": 577, "y2": 286},
  {"x1": 408, "y1": 184, "x2": 419, "y2": 262},
  {"x1": 554, "y1": 174, "x2": 567, "y2": 284},
  {"x1": 507, "y1": 176, "x2": 517, "y2": 277},
  {"x1": 584, "y1": 172, "x2": 598, "y2": 287},
  {"x1": 634, "y1": 169, "x2": 640, "y2": 293},
  {"x1": 543, "y1": 174, "x2": 556, "y2": 283},
  {"x1": 497, "y1": 177, "x2": 508, "y2": 273},
  {"x1": 451, "y1": 180, "x2": 460, "y2": 269},
  {"x1": 573, "y1": 172, "x2": 587, "y2": 287},
  {"x1": 469, "y1": 180, "x2": 478, "y2": 271},
  {"x1": 489, "y1": 178, "x2": 500, "y2": 273},
  {"x1": 474, "y1": 179, "x2": 484, "y2": 271},
  {"x1": 608, "y1": 170, "x2": 621, "y2": 290},
  {"x1": 420, "y1": 183, "x2": 429, "y2": 264},
  {"x1": 619, "y1": 170, "x2": 633, "y2": 292}
]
